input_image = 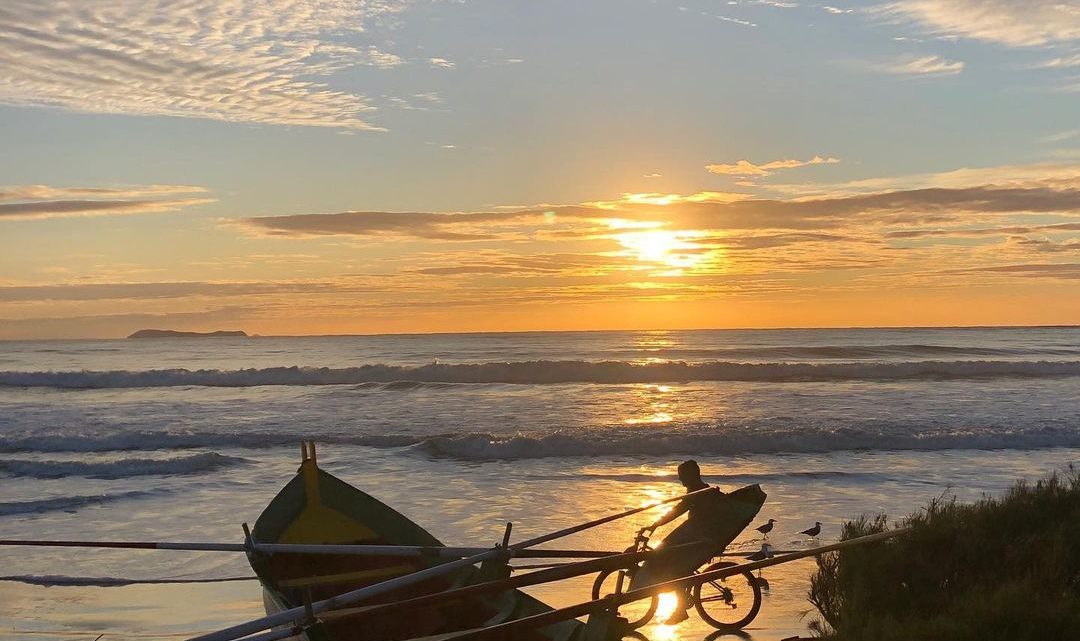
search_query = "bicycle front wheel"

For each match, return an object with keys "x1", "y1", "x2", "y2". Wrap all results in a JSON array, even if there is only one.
[{"x1": 592, "y1": 569, "x2": 658, "y2": 629}]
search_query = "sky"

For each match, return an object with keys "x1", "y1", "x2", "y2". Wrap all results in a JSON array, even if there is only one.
[{"x1": 1, "y1": 0, "x2": 1079, "y2": 339}]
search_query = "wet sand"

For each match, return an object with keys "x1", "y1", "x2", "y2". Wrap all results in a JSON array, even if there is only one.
[{"x1": 0, "y1": 557, "x2": 819, "y2": 641}]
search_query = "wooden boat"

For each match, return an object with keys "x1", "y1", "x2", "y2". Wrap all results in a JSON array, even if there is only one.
[{"x1": 247, "y1": 443, "x2": 584, "y2": 641}]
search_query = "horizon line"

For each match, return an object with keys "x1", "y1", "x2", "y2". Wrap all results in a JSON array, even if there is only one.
[{"x1": 3, "y1": 323, "x2": 1078, "y2": 342}]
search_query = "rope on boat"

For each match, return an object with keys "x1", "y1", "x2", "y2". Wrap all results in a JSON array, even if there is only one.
[{"x1": 0, "y1": 574, "x2": 257, "y2": 587}]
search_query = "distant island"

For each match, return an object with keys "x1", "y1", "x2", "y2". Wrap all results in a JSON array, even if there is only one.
[{"x1": 127, "y1": 329, "x2": 249, "y2": 339}]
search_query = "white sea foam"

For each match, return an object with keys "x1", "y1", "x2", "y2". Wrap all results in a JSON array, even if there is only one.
[
  {"x1": 0, "y1": 453, "x2": 250, "y2": 479},
  {"x1": 2, "y1": 359, "x2": 1078, "y2": 389}
]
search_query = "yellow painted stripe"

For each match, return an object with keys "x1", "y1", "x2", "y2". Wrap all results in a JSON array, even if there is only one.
[{"x1": 278, "y1": 564, "x2": 416, "y2": 589}]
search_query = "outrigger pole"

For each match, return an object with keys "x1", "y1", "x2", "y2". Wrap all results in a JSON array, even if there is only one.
[
  {"x1": 187, "y1": 486, "x2": 720, "y2": 641},
  {"x1": 433, "y1": 527, "x2": 914, "y2": 641},
  {"x1": 0, "y1": 539, "x2": 618, "y2": 559},
  {"x1": 316, "y1": 539, "x2": 720, "y2": 625}
]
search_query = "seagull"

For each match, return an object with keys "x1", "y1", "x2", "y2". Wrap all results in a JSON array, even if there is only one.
[
  {"x1": 754, "y1": 519, "x2": 776, "y2": 538},
  {"x1": 800, "y1": 522, "x2": 822, "y2": 537}
]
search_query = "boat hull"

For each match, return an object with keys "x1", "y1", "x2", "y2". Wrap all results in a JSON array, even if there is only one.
[{"x1": 248, "y1": 447, "x2": 582, "y2": 641}]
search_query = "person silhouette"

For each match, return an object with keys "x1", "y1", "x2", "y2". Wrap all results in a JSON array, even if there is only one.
[{"x1": 637, "y1": 460, "x2": 724, "y2": 624}]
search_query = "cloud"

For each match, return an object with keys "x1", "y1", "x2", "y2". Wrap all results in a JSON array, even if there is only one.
[
  {"x1": 363, "y1": 47, "x2": 405, "y2": 70},
  {"x1": 0, "y1": 1, "x2": 408, "y2": 130},
  {"x1": 238, "y1": 184, "x2": 1080, "y2": 241},
  {"x1": 0, "y1": 280, "x2": 381, "y2": 302},
  {"x1": 1005, "y1": 236, "x2": 1080, "y2": 254},
  {"x1": 428, "y1": 57, "x2": 455, "y2": 69},
  {"x1": 764, "y1": 161, "x2": 1080, "y2": 198},
  {"x1": 880, "y1": 0, "x2": 1080, "y2": 48},
  {"x1": 943, "y1": 263, "x2": 1080, "y2": 279},
  {"x1": 875, "y1": 54, "x2": 965, "y2": 76},
  {"x1": 706, "y1": 232, "x2": 860, "y2": 250},
  {"x1": 0, "y1": 184, "x2": 205, "y2": 202},
  {"x1": 706, "y1": 156, "x2": 840, "y2": 177},
  {"x1": 1040, "y1": 129, "x2": 1080, "y2": 143},
  {"x1": 238, "y1": 210, "x2": 528, "y2": 240},
  {"x1": 0, "y1": 184, "x2": 212, "y2": 221},
  {"x1": 886, "y1": 222, "x2": 1080, "y2": 239}
]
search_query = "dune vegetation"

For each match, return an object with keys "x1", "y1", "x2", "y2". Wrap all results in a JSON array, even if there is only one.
[{"x1": 807, "y1": 470, "x2": 1080, "y2": 641}]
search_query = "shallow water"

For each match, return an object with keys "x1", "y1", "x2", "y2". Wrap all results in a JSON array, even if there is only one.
[{"x1": 1, "y1": 327, "x2": 1078, "y2": 639}]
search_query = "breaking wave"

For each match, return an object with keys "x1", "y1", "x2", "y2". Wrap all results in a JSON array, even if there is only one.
[
  {"x1": 10, "y1": 425, "x2": 1075, "y2": 460},
  {"x1": 0, "y1": 453, "x2": 250, "y2": 479},
  {"x1": 3, "y1": 359, "x2": 1079, "y2": 389},
  {"x1": 0, "y1": 490, "x2": 165, "y2": 517}
]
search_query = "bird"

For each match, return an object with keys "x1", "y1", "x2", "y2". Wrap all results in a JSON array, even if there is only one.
[
  {"x1": 800, "y1": 521, "x2": 822, "y2": 537},
  {"x1": 754, "y1": 518, "x2": 776, "y2": 538}
]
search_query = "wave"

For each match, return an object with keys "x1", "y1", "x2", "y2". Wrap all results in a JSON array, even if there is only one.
[
  {"x1": 0, "y1": 431, "x2": 423, "y2": 454},
  {"x1": 0, "y1": 453, "x2": 250, "y2": 479},
  {"x1": 413, "y1": 427, "x2": 1080, "y2": 461},
  {"x1": 5, "y1": 423, "x2": 1080, "y2": 460},
  {"x1": 523, "y1": 470, "x2": 906, "y2": 484},
  {"x1": 643, "y1": 344, "x2": 1080, "y2": 359},
  {"x1": 0, "y1": 490, "x2": 164, "y2": 517},
  {"x1": 3, "y1": 359, "x2": 1079, "y2": 389}
]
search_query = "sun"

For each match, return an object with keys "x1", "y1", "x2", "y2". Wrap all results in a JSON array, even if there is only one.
[{"x1": 615, "y1": 229, "x2": 707, "y2": 268}]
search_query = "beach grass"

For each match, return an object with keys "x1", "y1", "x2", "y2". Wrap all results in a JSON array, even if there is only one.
[{"x1": 807, "y1": 469, "x2": 1080, "y2": 641}]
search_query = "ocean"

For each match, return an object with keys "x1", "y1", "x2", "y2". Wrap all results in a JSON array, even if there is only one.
[{"x1": 1, "y1": 327, "x2": 1078, "y2": 640}]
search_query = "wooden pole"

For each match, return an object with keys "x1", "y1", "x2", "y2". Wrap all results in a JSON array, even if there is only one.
[{"x1": 433, "y1": 528, "x2": 912, "y2": 641}]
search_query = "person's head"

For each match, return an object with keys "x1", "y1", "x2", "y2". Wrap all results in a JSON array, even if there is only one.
[{"x1": 677, "y1": 460, "x2": 702, "y2": 488}]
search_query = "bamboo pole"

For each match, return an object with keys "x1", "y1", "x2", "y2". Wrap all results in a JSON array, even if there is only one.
[
  {"x1": 432, "y1": 527, "x2": 912, "y2": 641},
  {"x1": 185, "y1": 487, "x2": 718, "y2": 641}
]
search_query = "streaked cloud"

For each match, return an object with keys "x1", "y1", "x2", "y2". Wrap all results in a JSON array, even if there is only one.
[
  {"x1": 706, "y1": 156, "x2": 840, "y2": 177},
  {"x1": 881, "y1": 0, "x2": 1080, "y2": 48},
  {"x1": 0, "y1": 185, "x2": 212, "y2": 221},
  {"x1": 0, "y1": 0, "x2": 407, "y2": 130},
  {"x1": 428, "y1": 57, "x2": 456, "y2": 69},
  {"x1": 875, "y1": 54, "x2": 965, "y2": 76}
]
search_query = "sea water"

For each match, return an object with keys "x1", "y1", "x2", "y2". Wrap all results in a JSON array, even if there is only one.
[{"x1": 1, "y1": 327, "x2": 1078, "y2": 640}]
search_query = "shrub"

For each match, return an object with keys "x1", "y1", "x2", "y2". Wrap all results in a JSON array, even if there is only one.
[{"x1": 807, "y1": 471, "x2": 1080, "y2": 641}]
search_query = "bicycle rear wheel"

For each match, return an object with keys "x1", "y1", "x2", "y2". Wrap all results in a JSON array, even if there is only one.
[{"x1": 692, "y1": 561, "x2": 762, "y2": 631}]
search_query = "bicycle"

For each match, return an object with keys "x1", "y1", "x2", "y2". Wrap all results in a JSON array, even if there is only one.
[{"x1": 591, "y1": 531, "x2": 762, "y2": 631}]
